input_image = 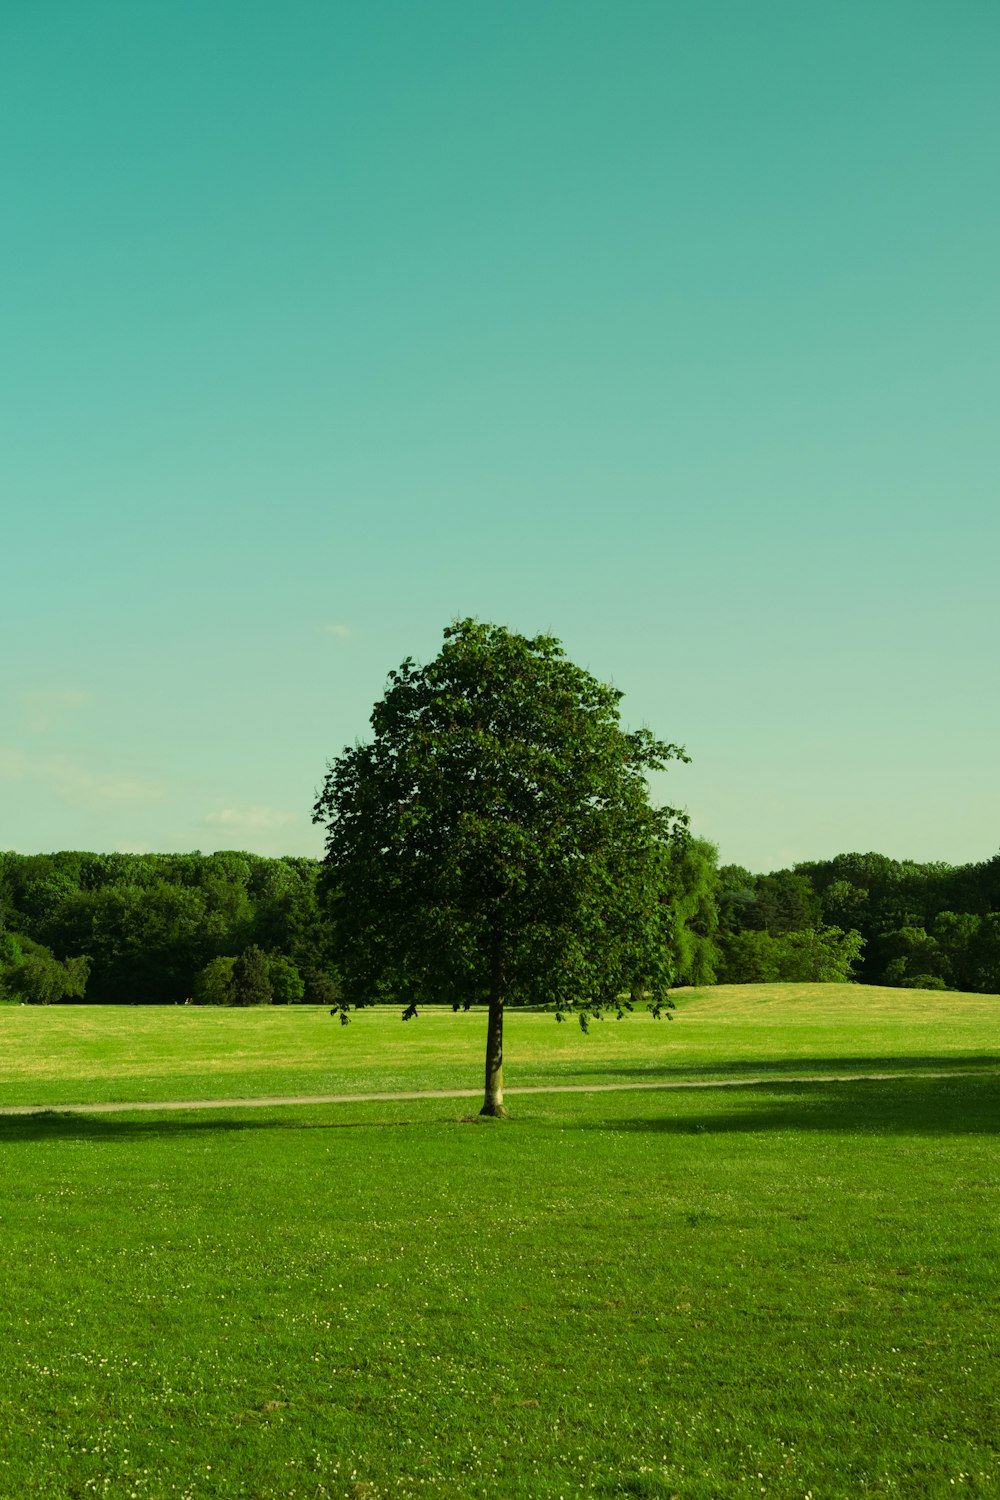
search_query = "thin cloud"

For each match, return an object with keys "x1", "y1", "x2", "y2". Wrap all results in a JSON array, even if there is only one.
[
  {"x1": 22, "y1": 687, "x2": 92, "y2": 732},
  {"x1": 0, "y1": 745, "x2": 165, "y2": 807},
  {"x1": 0, "y1": 747, "x2": 28, "y2": 780},
  {"x1": 45, "y1": 756, "x2": 167, "y2": 808},
  {"x1": 204, "y1": 806, "x2": 299, "y2": 832},
  {"x1": 323, "y1": 623, "x2": 353, "y2": 639}
]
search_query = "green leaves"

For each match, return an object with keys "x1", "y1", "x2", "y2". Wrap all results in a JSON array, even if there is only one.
[
  {"x1": 313, "y1": 620, "x2": 689, "y2": 1021},
  {"x1": 0, "y1": 936, "x2": 90, "y2": 1005},
  {"x1": 227, "y1": 944, "x2": 273, "y2": 1007}
]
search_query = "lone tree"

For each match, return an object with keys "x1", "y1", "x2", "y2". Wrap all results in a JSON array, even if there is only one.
[{"x1": 312, "y1": 619, "x2": 689, "y2": 1116}]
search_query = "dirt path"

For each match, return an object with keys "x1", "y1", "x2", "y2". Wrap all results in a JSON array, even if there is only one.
[{"x1": 1, "y1": 1067, "x2": 995, "y2": 1117}]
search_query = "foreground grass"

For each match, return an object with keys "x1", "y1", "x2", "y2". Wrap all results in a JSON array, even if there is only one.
[
  {"x1": 1, "y1": 1074, "x2": 997, "y2": 1499},
  {"x1": 1, "y1": 984, "x2": 998, "y2": 1107}
]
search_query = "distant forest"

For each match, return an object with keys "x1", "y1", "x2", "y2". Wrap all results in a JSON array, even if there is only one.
[{"x1": 1, "y1": 844, "x2": 999, "y2": 1004}]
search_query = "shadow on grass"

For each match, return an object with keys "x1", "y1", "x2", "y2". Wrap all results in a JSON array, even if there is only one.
[
  {"x1": 0, "y1": 1113, "x2": 423, "y2": 1145},
  {"x1": 553, "y1": 1053, "x2": 1000, "y2": 1081},
  {"x1": 569, "y1": 1072, "x2": 1000, "y2": 1137},
  {"x1": 0, "y1": 1071, "x2": 996, "y2": 1143}
]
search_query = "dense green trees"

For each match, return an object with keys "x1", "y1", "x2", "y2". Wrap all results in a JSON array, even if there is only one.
[
  {"x1": 0, "y1": 933, "x2": 90, "y2": 1004},
  {"x1": 191, "y1": 949, "x2": 303, "y2": 1006},
  {"x1": 713, "y1": 864, "x2": 865, "y2": 983},
  {"x1": 313, "y1": 620, "x2": 691, "y2": 1115},
  {"x1": 1, "y1": 833, "x2": 998, "y2": 1005},
  {"x1": 711, "y1": 850, "x2": 1000, "y2": 991},
  {"x1": 716, "y1": 926, "x2": 864, "y2": 984},
  {"x1": 0, "y1": 851, "x2": 335, "y2": 1005},
  {"x1": 796, "y1": 851, "x2": 1000, "y2": 990}
]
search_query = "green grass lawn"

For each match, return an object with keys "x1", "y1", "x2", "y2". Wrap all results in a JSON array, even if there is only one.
[
  {"x1": 1, "y1": 984, "x2": 998, "y2": 1107},
  {"x1": 1, "y1": 988, "x2": 997, "y2": 1498}
]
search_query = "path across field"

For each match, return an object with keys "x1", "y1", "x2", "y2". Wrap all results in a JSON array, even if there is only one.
[{"x1": 2, "y1": 1066, "x2": 995, "y2": 1115}]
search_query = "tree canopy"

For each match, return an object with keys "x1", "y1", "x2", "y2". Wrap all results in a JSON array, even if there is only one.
[
  {"x1": 0, "y1": 850, "x2": 335, "y2": 1005},
  {"x1": 312, "y1": 619, "x2": 690, "y2": 1115}
]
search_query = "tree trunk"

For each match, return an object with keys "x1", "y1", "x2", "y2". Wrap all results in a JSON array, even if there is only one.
[{"x1": 480, "y1": 928, "x2": 508, "y2": 1117}]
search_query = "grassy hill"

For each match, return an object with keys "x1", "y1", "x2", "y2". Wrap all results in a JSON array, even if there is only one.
[
  {"x1": 1, "y1": 982, "x2": 997, "y2": 1109},
  {"x1": 1, "y1": 986, "x2": 997, "y2": 1498}
]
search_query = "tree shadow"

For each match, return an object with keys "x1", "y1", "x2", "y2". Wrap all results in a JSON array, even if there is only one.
[
  {"x1": 566, "y1": 1073, "x2": 1000, "y2": 1137},
  {"x1": 552, "y1": 1053, "x2": 999, "y2": 1080},
  {"x1": 1, "y1": 1065, "x2": 996, "y2": 1146},
  {"x1": 0, "y1": 1112, "x2": 424, "y2": 1146}
]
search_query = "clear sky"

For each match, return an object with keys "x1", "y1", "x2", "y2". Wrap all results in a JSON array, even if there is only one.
[{"x1": 3, "y1": 1, "x2": 998, "y2": 872}]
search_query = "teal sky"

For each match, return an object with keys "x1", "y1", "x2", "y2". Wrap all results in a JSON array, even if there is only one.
[{"x1": 3, "y1": 1, "x2": 998, "y2": 872}]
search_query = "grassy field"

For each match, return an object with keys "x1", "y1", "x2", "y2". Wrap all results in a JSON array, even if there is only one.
[
  {"x1": 1, "y1": 987, "x2": 998, "y2": 1499},
  {"x1": 1, "y1": 984, "x2": 998, "y2": 1108}
]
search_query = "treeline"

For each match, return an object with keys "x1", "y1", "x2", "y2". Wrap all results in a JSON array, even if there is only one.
[
  {"x1": 0, "y1": 850, "x2": 337, "y2": 1006},
  {"x1": 713, "y1": 850, "x2": 1000, "y2": 991},
  {"x1": 594, "y1": 840, "x2": 1000, "y2": 992},
  {"x1": 1, "y1": 844, "x2": 999, "y2": 1004}
]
